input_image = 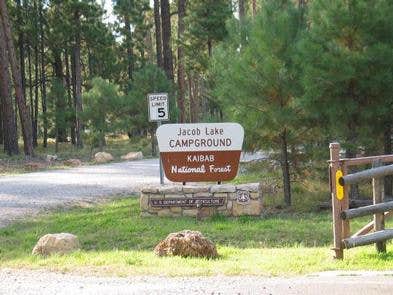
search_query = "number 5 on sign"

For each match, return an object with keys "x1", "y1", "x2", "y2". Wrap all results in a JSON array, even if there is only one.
[
  {"x1": 148, "y1": 93, "x2": 169, "y2": 122},
  {"x1": 335, "y1": 170, "x2": 344, "y2": 200}
]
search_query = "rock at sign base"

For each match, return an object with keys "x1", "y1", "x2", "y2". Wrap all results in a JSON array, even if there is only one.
[
  {"x1": 94, "y1": 152, "x2": 114, "y2": 163},
  {"x1": 154, "y1": 230, "x2": 218, "y2": 258},
  {"x1": 63, "y1": 159, "x2": 82, "y2": 167},
  {"x1": 121, "y1": 151, "x2": 143, "y2": 161},
  {"x1": 32, "y1": 233, "x2": 80, "y2": 256}
]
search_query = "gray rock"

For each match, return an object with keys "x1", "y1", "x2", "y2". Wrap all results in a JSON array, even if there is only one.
[
  {"x1": 32, "y1": 233, "x2": 80, "y2": 256},
  {"x1": 158, "y1": 185, "x2": 183, "y2": 194},
  {"x1": 182, "y1": 185, "x2": 210, "y2": 194},
  {"x1": 236, "y1": 183, "x2": 261, "y2": 192},
  {"x1": 141, "y1": 186, "x2": 160, "y2": 194},
  {"x1": 210, "y1": 184, "x2": 236, "y2": 193}
]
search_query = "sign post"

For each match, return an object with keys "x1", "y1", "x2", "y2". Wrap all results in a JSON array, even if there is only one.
[
  {"x1": 148, "y1": 93, "x2": 169, "y2": 185},
  {"x1": 157, "y1": 121, "x2": 164, "y2": 185}
]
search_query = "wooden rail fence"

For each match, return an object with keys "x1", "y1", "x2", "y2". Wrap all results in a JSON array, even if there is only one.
[{"x1": 329, "y1": 142, "x2": 393, "y2": 259}]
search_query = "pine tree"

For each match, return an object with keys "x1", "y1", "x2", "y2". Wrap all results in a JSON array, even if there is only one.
[
  {"x1": 299, "y1": 0, "x2": 393, "y2": 155},
  {"x1": 186, "y1": 0, "x2": 232, "y2": 60},
  {"x1": 212, "y1": 0, "x2": 306, "y2": 206}
]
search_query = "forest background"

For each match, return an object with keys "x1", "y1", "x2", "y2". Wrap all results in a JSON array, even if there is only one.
[{"x1": 0, "y1": 0, "x2": 392, "y2": 206}]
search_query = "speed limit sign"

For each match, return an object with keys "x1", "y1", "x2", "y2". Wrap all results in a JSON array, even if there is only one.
[
  {"x1": 148, "y1": 93, "x2": 169, "y2": 185},
  {"x1": 148, "y1": 93, "x2": 169, "y2": 122}
]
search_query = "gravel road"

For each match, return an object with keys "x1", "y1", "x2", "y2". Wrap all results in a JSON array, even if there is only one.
[
  {"x1": 0, "y1": 159, "x2": 160, "y2": 228},
  {"x1": 1, "y1": 269, "x2": 393, "y2": 295},
  {"x1": 0, "y1": 153, "x2": 264, "y2": 228}
]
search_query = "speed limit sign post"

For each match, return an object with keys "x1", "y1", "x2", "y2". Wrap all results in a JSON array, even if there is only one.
[
  {"x1": 148, "y1": 93, "x2": 169, "y2": 122},
  {"x1": 148, "y1": 93, "x2": 169, "y2": 185}
]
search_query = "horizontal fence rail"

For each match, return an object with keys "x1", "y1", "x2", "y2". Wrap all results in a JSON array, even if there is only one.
[
  {"x1": 343, "y1": 230, "x2": 393, "y2": 249},
  {"x1": 340, "y1": 201, "x2": 393, "y2": 220},
  {"x1": 352, "y1": 211, "x2": 393, "y2": 238},
  {"x1": 338, "y1": 155, "x2": 393, "y2": 167},
  {"x1": 339, "y1": 164, "x2": 393, "y2": 186}
]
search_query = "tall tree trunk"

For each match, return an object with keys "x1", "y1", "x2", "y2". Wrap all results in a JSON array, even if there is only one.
[
  {"x1": 39, "y1": 0, "x2": 47, "y2": 148},
  {"x1": 15, "y1": 0, "x2": 25, "y2": 137},
  {"x1": 33, "y1": 59, "x2": 38, "y2": 147},
  {"x1": 177, "y1": 0, "x2": 186, "y2": 123},
  {"x1": 154, "y1": 0, "x2": 163, "y2": 68},
  {"x1": 188, "y1": 72, "x2": 193, "y2": 123},
  {"x1": 346, "y1": 81, "x2": 360, "y2": 199},
  {"x1": 16, "y1": 0, "x2": 26, "y2": 100},
  {"x1": 160, "y1": 0, "x2": 174, "y2": 80},
  {"x1": 33, "y1": 0, "x2": 39, "y2": 148},
  {"x1": 298, "y1": 0, "x2": 307, "y2": 24},
  {"x1": 87, "y1": 47, "x2": 93, "y2": 78},
  {"x1": 207, "y1": 39, "x2": 212, "y2": 58},
  {"x1": 239, "y1": 0, "x2": 245, "y2": 22},
  {"x1": 53, "y1": 51, "x2": 68, "y2": 142},
  {"x1": 384, "y1": 123, "x2": 392, "y2": 197},
  {"x1": 188, "y1": 72, "x2": 199, "y2": 123},
  {"x1": 74, "y1": 9, "x2": 83, "y2": 148},
  {"x1": 0, "y1": 19, "x2": 18, "y2": 155},
  {"x1": 27, "y1": 44, "x2": 34, "y2": 145},
  {"x1": 0, "y1": 0, "x2": 34, "y2": 156},
  {"x1": 239, "y1": 0, "x2": 246, "y2": 44},
  {"x1": 345, "y1": 121, "x2": 360, "y2": 200},
  {"x1": 252, "y1": 0, "x2": 257, "y2": 17},
  {"x1": 145, "y1": 25, "x2": 155, "y2": 64},
  {"x1": 71, "y1": 48, "x2": 77, "y2": 145},
  {"x1": 280, "y1": 129, "x2": 291, "y2": 206},
  {"x1": 65, "y1": 50, "x2": 76, "y2": 145},
  {"x1": 298, "y1": 0, "x2": 306, "y2": 8},
  {"x1": 124, "y1": 16, "x2": 133, "y2": 83}
]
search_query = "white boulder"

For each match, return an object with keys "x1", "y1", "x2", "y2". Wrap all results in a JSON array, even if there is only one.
[
  {"x1": 121, "y1": 151, "x2": 143, "y2": 161},
  {"x1": 94, "y1": 152, "x2": 114, "y2": 163},
  {"x1": 32, "y1": 233, "x2": 80, "y2": 256}
]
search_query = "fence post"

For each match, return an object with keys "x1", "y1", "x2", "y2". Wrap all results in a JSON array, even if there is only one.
[
  {"x1": 342, "y1": 164, "x2": 350, "y2": 239},
  {"x1": 372, "y1": 160, "x2": 386, "y2": 253},
  {"x1": 330, "y1": 142, "x2": 343, "y2": 259}
]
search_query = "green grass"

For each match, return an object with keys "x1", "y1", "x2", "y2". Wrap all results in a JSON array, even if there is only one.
[{"x1": 1, "y1": 198, "x2": 393, "y2": 277}]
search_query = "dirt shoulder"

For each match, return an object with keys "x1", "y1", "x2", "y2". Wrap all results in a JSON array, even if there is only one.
[{"x1": 1, "y1": 269, "x2": 393, "y2": 295}]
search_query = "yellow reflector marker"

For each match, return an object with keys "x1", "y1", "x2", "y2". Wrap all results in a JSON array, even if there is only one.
[{"x1": 336, "y1": 170, "x2": 344, "y2": 200}]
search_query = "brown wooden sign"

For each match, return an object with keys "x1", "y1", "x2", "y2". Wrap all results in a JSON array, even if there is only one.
[{"x1": 157, "y1": 123, "x2": 244, "y2": 182}]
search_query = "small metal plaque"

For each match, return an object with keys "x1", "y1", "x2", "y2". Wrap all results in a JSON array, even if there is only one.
[
  {"x1": 150, "y1": 197, "x2": 225, "y2": 207},
  {"x1": 236, "y1": 190, "x2": 250, "y2": 204}
]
